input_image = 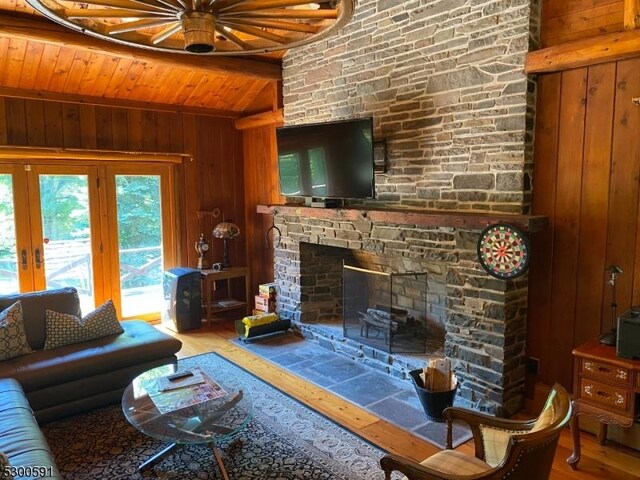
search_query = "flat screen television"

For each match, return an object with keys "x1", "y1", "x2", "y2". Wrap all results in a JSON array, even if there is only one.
[{"x1": 276, "y1": 117, "x2": 375, "y2": 199}]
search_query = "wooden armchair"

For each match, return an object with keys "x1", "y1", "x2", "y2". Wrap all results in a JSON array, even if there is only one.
[{"x1": 380, "y1": 383, "x2": 571, "y2": 480}]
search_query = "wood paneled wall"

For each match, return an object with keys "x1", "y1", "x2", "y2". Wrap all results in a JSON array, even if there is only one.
[
  {"x1": 542, "y1": 0, "x2": 625, "y2": 47},
  {"x1": 242, "y1": 124, "x2": 282, "y2": 296},
  {"x1": 0, "y1": 96, "x2": 245, "y2": 270},
  {"x1": 527, "y1": 57, "x2": 640, "y2": 390}
]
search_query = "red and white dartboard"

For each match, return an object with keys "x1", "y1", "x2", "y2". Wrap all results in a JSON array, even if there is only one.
[{"x1": 477, "y1": 223, "x2": 530, "y2": 280}]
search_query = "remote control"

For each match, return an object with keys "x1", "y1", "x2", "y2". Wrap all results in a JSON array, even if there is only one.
[{"x1": 167, "y1": 371, "x2": 193, "y2": 382}]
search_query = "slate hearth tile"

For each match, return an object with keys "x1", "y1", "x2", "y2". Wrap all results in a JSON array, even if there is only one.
[
  {"x1": 303, "y1": 357, "x2": 370, "y2": 384},
  {"x1": 368, "y1": 396, "x2": 426, "y2": 429},
  {"x1": 329, "y1": 371, "x2": 408, "y2": 406},
  {"x1": 391, "y1": 387, "x2": 424, "y2": 411},
  {"x1": 413, "y1": 420, "x2": 470, "y2": 445},
  {"x1": 292, "y1": 367, "x2": 336, "y2": 388},
  {"x1": 241, "y1": 335, "x2": 306, "y2": 358},
  {"x1": 270, "y1": 346, "x2": 337, "y2": 367}
]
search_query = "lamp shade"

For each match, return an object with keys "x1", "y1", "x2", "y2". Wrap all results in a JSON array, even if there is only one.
[{"x1": 213, "y1": 222, "x2": 240, "y2": 240}]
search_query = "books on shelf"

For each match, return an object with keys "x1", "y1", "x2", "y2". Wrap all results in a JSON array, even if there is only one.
[{"x1": 147, "y1": 367, "x2": 227, "y2": 414}]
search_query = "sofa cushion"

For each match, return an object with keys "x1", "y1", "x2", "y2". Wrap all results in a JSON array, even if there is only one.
[
  {"x1": 0, "y1": 320, "x2": 182, "y2": 393},
  {"x1": 44, "y1": 300, "x2": 124, "y2": 350},
  {"x1": 0, "y1": 288, "x2": 81, "y2": 351},
  {"x1": 0, "y1": 302, "x2": 33, "y2": 361},
  {"x1": 0, "y1": 379, "x2": 60, "y2": 479}
]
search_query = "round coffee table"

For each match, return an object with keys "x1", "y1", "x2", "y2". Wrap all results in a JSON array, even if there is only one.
[{"x1": 122, "y1": 364, "x2": 253, "y2": 479}]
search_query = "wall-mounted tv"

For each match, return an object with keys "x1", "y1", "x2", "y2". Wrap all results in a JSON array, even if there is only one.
[{"x1": 276, "y1": 117, "x2": 375, "y2": 199}]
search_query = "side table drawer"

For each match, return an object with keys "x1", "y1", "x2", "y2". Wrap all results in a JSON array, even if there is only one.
[
  {"x1": 578, "y1": 378, "x2": 631, "y2": 414},
  {"x1": 581, "y1": 359, "x2": 631, "y2": 386}
]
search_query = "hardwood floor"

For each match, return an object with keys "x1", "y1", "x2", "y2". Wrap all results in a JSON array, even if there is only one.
[{"x1": 156, "y1": 319, "x2": 640, "y2": 480}]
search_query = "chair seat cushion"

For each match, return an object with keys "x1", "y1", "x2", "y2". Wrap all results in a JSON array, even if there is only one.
[{"x1": 418, "y1": 450, "x2": 491, "y2": 476}]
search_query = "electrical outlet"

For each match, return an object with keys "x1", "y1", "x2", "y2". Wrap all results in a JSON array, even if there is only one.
[{"x1": 526, "y1": 357, "x2": 540, "y2": 375}]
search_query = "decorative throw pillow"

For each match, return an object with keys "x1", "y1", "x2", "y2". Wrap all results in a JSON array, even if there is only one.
[
  {"x1": 44, "y1": 300, "x2": 124, "y2": 350},
  {"x1": 0, "y1": 452, "x2": 12, "y2": 480},
  {"x1": 0, "y1": 301, "x2": 33, "y2": 361}
]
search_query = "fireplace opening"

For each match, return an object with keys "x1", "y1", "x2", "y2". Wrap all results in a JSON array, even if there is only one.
[
  {"x1": 295, "y1": 242, "x2": 445, "y2": 356},
  {"x1": 343, "y1": 265, "x2": 428, "y2": 354}
]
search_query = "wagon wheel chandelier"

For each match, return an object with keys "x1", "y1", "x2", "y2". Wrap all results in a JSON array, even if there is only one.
[{"x1": 25, "y1": 0, "x2": 355, "y2": 55}]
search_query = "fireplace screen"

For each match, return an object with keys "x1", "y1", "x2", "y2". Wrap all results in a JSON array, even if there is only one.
[{"x1": 343, "y1": 265, "x2": 428, "y2": 354}]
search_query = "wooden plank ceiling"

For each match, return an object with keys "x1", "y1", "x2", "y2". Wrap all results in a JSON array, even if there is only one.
[{"x1": 0, "y1": 0, "x2": 283, "y2": 114}]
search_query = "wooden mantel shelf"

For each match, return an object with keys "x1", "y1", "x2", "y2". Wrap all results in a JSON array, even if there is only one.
[{"x1": 257, "y1": 204, "x2": 547, "y2": 233}]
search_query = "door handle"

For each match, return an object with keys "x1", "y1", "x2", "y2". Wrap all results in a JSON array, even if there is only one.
[
  {"x1": 34, "y1": 248, "x2": 42, "y2": 269},
  {"x1": 21, "y1": 249, "x2": 28, "y2": 270}
]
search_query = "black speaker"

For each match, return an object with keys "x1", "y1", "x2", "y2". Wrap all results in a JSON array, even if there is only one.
[
  {"x1": 162, "y1": 268, "x2": 202, "y2": 333},
  {"x1": 616, "y1": 307, "x2": 640, "y2": 360}
]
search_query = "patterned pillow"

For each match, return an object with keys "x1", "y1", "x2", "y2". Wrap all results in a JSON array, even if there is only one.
[
  {"x1": 0, "y1": 301, "x2": 33, "y2": 361},
  {"x1": 44, "y1": 300, "x2": 124, "y2": 350},
  {"x1": 0, "y1": 452, "x2": 12, "y2": 480}
]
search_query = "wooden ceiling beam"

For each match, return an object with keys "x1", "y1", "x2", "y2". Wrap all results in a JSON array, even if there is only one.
[
  {"x1": 625, "y1": 0, "x2": 640, "y2": 29},
  {"x1": 0, "y1": 85, "x2": 243, "y2": 117},
  {"x1": 0, "y1": 13, "x2": 282, "y2": 81},
  {"x1": 525, "y1": 29, "x2": 640, "y2": 74},
  {"x1": 234, "y1": 108, "x2": 283, "y2": 130}
]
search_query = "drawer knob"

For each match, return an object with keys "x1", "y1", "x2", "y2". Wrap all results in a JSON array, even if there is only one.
[{"x1": 596, "y1": 390, "x2": 611, "y2": 399}]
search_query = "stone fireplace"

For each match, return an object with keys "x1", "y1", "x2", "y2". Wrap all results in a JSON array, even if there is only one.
[
  {"x1": 271, "y1": 0, "x2": 542, "y2": 416},
  {"x1": 268, "y1": 206, "x2": 533, "y2": 415}
]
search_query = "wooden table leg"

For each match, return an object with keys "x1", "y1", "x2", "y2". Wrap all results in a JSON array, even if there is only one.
[
  {"x1": 597, "y1": 423, "x2": 608, "y2": 445},
  {"x1": 567, "y1": 400, "x2": 581, "y2": 470},
  {"x1": 212, "y1": 446, "x2": 230, "y2": 480},
  {"x1": 204, "y1": 276, "x2": 212, "y2": 323}
]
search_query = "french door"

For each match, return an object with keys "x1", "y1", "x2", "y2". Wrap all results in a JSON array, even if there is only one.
[{"x1": 0, "y1": 161, "x2": 176, "y2": 319}]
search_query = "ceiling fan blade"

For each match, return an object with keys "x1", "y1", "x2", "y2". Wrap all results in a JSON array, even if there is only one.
[
  {"x1": 107, "y1": 17, "x2": 178, "y2": 34},
  {"x1": 221, "y1": 8, "x2": 338, "y2": 19},
  {"x1": 219, "y1": 17, "x2": 320, "y2": 33},
  {"x1": 217, "y1": 20, "x2": 286, "y2": 44},
  {"x1": 222, "y1": 0, "x2": 330, "y2": 14},
  {"x1": 65, "y1": 8, "x2": 173, "y2": 18},
  {"x1": 151, "y1": 23, "x2": 183, "y2": 44}
]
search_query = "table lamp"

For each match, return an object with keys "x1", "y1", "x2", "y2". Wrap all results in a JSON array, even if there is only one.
[{"x1": 212, "y1": 221, "x2": 240, "y2": 268}]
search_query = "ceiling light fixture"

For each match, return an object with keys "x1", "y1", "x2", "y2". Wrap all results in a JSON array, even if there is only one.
[{"x1": 26, "y1": 0, "x2": 355, "y2": 55}]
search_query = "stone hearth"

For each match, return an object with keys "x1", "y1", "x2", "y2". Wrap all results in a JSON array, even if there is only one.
[{"x1": 270, "y1": 207, "x2": 530, "y2": 415}]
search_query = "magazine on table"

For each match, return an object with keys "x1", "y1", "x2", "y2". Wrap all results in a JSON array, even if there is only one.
[{"x1": 148, "y1": 367, "x2": 227, "y2": 414}]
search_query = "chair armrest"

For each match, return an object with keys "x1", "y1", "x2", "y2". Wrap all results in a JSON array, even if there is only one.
[
  {"x1": 380, "y1": 454, "x2": 456, "y2": 480},
  {"x1": 444, "y1": 407, "x2": 535, "y2": 431}
]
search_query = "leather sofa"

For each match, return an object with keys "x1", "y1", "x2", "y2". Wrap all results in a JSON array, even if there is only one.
[
  {"x1": 0, "y1": 287, "x2": 183, "y2": 422},
  {"x1": 0, "y1": 379, "x2": 61, "y2": 479}
]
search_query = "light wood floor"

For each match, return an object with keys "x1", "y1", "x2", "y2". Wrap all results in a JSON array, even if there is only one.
[{"x1": 157, "y1": 319, "x2": 640, "y2": 480}]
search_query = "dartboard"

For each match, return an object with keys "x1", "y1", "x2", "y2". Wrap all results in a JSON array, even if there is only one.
[{"x1": 477, "y1": 224, "x2": 530, "y2": 279}]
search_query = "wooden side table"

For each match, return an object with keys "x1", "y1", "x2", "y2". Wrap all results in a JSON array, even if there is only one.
[
  {"x1": 567, "y1": 339, "x2": 640, "y2": 469},
  {"x1": 200, "y1": 267, "x2": 250, "y2": 322}
]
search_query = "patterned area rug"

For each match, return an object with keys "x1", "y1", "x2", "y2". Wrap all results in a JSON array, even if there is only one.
[{"x1": 42, "y1": 352, "x2": 400, "y2": 480}]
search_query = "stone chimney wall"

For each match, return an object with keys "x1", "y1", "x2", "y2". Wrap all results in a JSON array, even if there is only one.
[{"x1": 282, "y1": 0, "x2": 540, "y2": 214}]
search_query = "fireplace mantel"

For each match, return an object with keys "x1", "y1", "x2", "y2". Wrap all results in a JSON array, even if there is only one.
[{"x1": 257, "y1": 204, "x2": 547, "y2": 232}]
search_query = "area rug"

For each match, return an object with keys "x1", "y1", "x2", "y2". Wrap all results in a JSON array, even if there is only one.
[
  {"x1": 232, "y1": 333, "x2": 472, "y2": 450},
  {"x1": 42, "y1": 352, "x2": 401, "y2": 480}
]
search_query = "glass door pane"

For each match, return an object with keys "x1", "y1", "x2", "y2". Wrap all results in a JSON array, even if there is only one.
[
  {"x1": 0, "y1": 173, "x2": 19, "y2": 294},
  {"x1": 39, "y1": 175, "x2": 94, "y2": 311},
  {"x1": 29, "y1": 168, "x2": 98, "y2": 313},
  {"x1": 115, "y1": 175, "x2": 164, "y2": 317}
]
